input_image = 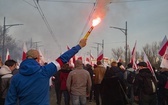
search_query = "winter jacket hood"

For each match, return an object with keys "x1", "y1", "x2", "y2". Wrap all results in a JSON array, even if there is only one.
[
  {"x1": 0, "y1": 65, "x2": 11, "y2": 75},
  {"x1": 19, "y1": 59, "x2": 41, "y2": 76}
]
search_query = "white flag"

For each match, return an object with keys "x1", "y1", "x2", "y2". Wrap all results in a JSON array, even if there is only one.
[{"x1": 6, "y1": 49, "x2": 10, "y2": 61}]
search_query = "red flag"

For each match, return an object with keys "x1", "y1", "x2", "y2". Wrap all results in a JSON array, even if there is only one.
[
  {"x1": 97, "y1": 50, "x2": 103, "y2": 61},
  {"x1": 158, "y1": 36, "x2": 168, "y2": 56},
  {"x1": 6, "y1": 49, "x2": 10, "y2": 61},
  {"x1": 130, "y1": 41, "x2": 137, "y2": 69},
  {"x1": 22, "y1": 42, "x2": 27, "y2": 61}
]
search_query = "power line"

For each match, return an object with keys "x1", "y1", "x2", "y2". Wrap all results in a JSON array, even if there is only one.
[
  {"x1": 33, "y1": 0, "x2": 62, "y2": 53},
  {"x1": 77, "y1": 2, "x2": 97, "y2": 43},
  {"x1": 37, "y1": 0, "x2": 163, "y2": 4},
  {"x1": 38, "y1": 0, "x2": 94, "y2": 4}
]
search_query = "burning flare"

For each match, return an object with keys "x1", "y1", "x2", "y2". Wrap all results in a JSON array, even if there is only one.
[
  {"x1": 83, "y1": 17, "x2": 101, "y2": 39},
  {"x1": 92, "y1": 17, "x2": 101, "y2": 27}
]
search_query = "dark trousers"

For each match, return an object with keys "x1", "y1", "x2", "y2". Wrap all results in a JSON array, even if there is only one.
[
  {"x1": 54, "y1": 87, "x2": 61, "y2": 105},
  {"x1": 60, "y1": 90, "x2": 70, "y2": 105},
  {"x1": 0, "y1": 98, "x2": 5, "y2": 105},
  {"x1": 94, "y1": 84, "x2": 102, "y2": 105}
]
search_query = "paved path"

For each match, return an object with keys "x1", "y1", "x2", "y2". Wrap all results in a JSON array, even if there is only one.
[{"x1": 50, "y1": 87, "x2": 96, "y2": 105}]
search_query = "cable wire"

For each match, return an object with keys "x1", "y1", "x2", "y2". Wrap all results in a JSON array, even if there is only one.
[{"x1": 33, "y1": 0, "x2": 62, "y2": 53}]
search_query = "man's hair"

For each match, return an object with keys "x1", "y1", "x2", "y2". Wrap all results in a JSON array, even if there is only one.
[
  {"x1": 137, "y1": 62, "x2": 147, "y2": 67},
  {"x1": 26, "y1": 49, "x2": 40, "y2": 59},
  {"x1": 5, "y1": 59, "x2": 17, "y2": 67},
  {"x1": 75, "y1": 59, "x2": 83, "y2": 68}
]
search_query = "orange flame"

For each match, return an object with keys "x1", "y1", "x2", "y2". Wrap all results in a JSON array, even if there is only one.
[{"x1": 92, "y1": 17, "x2": 101, "y2": 27}]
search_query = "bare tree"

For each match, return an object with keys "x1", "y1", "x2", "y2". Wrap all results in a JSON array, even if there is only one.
[
  {"x1": 111, "y1": 47, "x2": 124, "y2": 61},
  {"x1": 142, "y1": 41, "x2": 161, "y2": 69},
  {"x1": 0, "y1": 25, "x2": 21, "y2": 61}
]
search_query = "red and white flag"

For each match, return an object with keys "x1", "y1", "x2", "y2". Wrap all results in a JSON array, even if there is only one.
[
  {"x1": 6, "y1": 49, "x2": 10, "y2": 61},
  {"x1": 84, "y1": 57, "x2": 91, "y2": 65},
  {"x1": 158, "y1": 36, "x2": 168, "y2": 56},
  {"x1": 22, "y1": 42, "x2": 27, "y2": 61},
  {"x1": 97, "y1": 50, "x2": 103, "y2": 61},
  {"x1": 143, "y1": 50, "x2": 154, "y2": 74},
  {"x1": 160, "y1": 46, "x2": 168, "y2": 68},
  {"x1": 130, "y1": 41, "x2": 137, "y2": 70},
  {"x1": 90, "y1": 53, "x2": 94, "y2": 59},
  {"x1": 143, "y1": 50, "x2": 158, "y2": 80}
]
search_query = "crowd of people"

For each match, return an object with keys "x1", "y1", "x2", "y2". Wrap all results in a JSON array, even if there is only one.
[
  {"x1": 0, "y1": 37, "x2": 168, "y2": 105},
  {"x1": 50, "y1": 59, "x2": 168, "y2": 105}
]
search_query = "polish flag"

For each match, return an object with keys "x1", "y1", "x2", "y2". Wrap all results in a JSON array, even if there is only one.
[
  {"x1": 143, "y1": 50, "x2": 157, "y2": 80},
  {"x1": 90, "y1": 53, "x2": 94, "y2": 59},
  {"x1": 143, "y1": 50, "x2": 155, "y2": 74},
  {"x1": 90, "y1": 53, "x2": 94, "y2": 66},
  {"x1": 6, "y1": 49, "x2": 10, "y2": 61},
  {"x1": 84, "y1": 57, "x2": 91, "y2": 65},
  {"x1": 160, "y1": 46, "x2": 168, "y2": 68},
  {"x1": 158, "y1": 36, "x2": 168, "y2": 56},
  {"x1": 130, "y1": 41, "x2": 137, "y2": 70},
  {"x1": 22, "y1": 42, "x2": 27, "y2": 61},
  {"x1": 97, "y1": 50, "x2": 103, "y2": 61}
]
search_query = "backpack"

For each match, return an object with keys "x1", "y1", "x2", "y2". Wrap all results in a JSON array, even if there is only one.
[
  {"x1": 127, "y1": 71, "x2": 136, "y2": 84},
  {"x1": 164, "y1": 77, "x2": 168, "y2": 96},
  {"x1": 142, "y1": 75, "x2": 157, "y2": 95}
]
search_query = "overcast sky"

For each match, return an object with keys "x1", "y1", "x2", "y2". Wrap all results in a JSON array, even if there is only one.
[{"x1": 0, "y1": 0, "x2": 168, "y2": 61}]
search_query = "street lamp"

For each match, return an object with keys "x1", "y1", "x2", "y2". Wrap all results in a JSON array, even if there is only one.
[
  {"x1": 2, "y1": 17, "x2": 23, "y2": 62},
  {"x1": 110, "y1": 21, "x2": 128, "y2": 66}
]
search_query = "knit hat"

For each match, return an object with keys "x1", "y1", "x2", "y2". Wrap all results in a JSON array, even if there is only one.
[
  {"x1": 26, "y1": 49, "x2": 40, "y2": 59},
  {"x1": 137, "y1": 62, "x2": 147, "y2": 67}
]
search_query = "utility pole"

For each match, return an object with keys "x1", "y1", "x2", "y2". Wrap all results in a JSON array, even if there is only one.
[
  {"x1": 91, "y1": 46, "x2": 98, "y2": 57},
  {"x1": 110, "y1": 21, "x2": 128, "y2": 66},
  {"x1": 2, "y1": 17, "x2": 23, "y2": 62},
  {"x1": 94, "y1": 40, "x2": 104, "y2": 62}
]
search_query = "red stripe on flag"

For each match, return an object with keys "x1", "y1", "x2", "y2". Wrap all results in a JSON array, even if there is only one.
[
  {"x1": 22, "y1": 52, "x2": 26, "y2": 61},
  {"x1": 158, "y1": 36, "x2": 168, "y2": 56},
  {"x1": 97, "y1": 50, "x2": 103, "y2": 61}
]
